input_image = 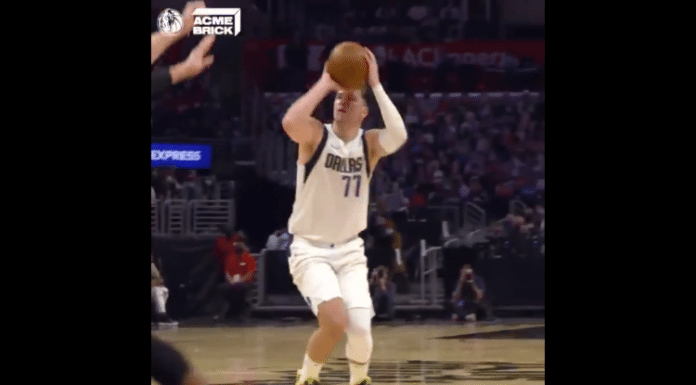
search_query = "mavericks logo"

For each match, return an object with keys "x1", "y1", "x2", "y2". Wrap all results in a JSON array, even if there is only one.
[
  {"x1": 156, "y1": 8, "x2": 242, "y2": 36},
  {"x1": 157, "y1": 8, "x2": 183, "y2": 35}
]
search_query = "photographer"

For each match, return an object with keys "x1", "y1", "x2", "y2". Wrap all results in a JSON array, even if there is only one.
[
  {"x1": 370, "y1": 266, "x2": 396, "y2": 320},
  {"x1": 451, "y1": 264, "x2": 495, "y2": 322}
]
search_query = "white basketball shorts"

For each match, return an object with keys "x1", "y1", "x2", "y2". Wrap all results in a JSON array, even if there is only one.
[{"x1": 289, "y1": 235, "x2": 374, "y2": 317}]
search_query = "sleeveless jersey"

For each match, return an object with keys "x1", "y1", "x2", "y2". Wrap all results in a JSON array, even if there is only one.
[{"x1": 288, "y1": 123, "x2": 372, "y2": 244}]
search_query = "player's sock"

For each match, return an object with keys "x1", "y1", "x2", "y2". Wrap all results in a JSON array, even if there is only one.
[
  {"x1": 349, "y1": 360, "x2": 370, "y2": 384},
  {"x1": 298, "y1": 353, "x2": 323, "y2": 383}
]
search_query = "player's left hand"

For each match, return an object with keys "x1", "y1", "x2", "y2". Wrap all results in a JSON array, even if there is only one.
[
  {"x1": 363, "y1": 47, "x2": 380, "y2": 88},
  {"x1": 182, "y1": 35, "x2": 216, "y2": 78}
]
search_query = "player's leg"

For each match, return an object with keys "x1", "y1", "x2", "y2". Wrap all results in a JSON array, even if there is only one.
[
  {"x1": 297, "y1": 297, "x2": 349, "y2": 384},
  {"x1": 290, "y1": 250, "x2": 347, "y2": 384},
  {"x1": 335, "y1": 246, "x2": 375, "y2": 385},
  {"x1": 151, "y1": 334, "x2": 207, "y2": 385}
]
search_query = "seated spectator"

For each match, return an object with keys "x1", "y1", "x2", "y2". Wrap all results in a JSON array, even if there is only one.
[
  {"x1": 151, "y1": 253, "x2": 178, "y2": 327},
  {"x1": 212, "y1": 231, "x2": 257, "y2": 322},
  {"x1": 213, "y1": 225, "x2": 239, "y2": 267},
  {"x1": 451, "y1": 264, "x2": 495, "y2": 322},
  {"x1": 370, "y1": 266, "x2": 396, "y2": 320}
]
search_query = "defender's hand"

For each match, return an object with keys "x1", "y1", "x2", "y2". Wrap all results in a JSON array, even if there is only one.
[
  {"x1": 182, "y1": 35, "x2": 216, "y2": 78},
  {"x1": 179, "y1": 1, "x2": 207, "y2": 38}
]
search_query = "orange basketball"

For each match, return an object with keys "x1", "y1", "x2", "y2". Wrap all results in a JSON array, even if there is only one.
[{"x1": 325, "y1": 42, "x2": 369, "y2": 91}]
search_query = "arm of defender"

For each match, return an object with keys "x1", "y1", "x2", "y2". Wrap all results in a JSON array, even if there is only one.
[
  {"x1": 151, "y1": 2, "x2": 206, "y2": 65},
  {"x1": 151, "y1": 36, "x2": 215, "y2": 97},
  {"x1": 151, "y1": 32, "x2": 178, "y2": 65}
]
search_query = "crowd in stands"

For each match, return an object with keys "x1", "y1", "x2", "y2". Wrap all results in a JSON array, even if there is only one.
[
  {"x1": 305, "y1": 0, "x2": 497, "y2": 43},
  {"x1": 151, "y1": 168, "x2": 218, "y2": 201},
  {"x1": 262, "y1": 90, "x2": 545, "y2": 226}
]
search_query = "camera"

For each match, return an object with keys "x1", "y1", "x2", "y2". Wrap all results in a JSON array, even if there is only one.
[{"x1": 464, "y1": 273, "x2": 472, "y2": 281}]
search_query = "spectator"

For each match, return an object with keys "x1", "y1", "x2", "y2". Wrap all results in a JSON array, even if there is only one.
[
  {"x1": 213, "y1": 226, "x2": 241, "y2": 269},
  {"x1": 151, "y1": 169, "x2": 166, "y2": 200},
  {"x1": 151, "y1": 253, "x2": 178, "y2": 327},
  {"x1": 182, "y1": 169, "x2": 201, "y2": 199},
  {"x1": 370, "y1": 266, "x2": 396, "y2": 320},
  {"x1": 451, "y1": 264, "x2": 495, "y2": 322},
  {"x1": 383, "y1": 182, "x2": 408, "y2": 216},
  {"x1": 467, "y1": 176, "x2": 490, "y2": 208},
  {"x1": 213, "y1": 231, "x2": 257, "y2": 322}
]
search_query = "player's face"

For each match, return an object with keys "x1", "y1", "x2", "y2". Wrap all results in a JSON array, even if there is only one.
[{"x1": 334, "y1": 90, "x2": 367, "y2": 123}]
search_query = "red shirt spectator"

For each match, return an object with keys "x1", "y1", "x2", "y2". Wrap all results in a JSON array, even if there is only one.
[
  {"x1": 213, "y1": 234, "x2": 242, "y2": 270},
  {"x1": 224, "y1": 247, "x2": 257, "y2": 284}
]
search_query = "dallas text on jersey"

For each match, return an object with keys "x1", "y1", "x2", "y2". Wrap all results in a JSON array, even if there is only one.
[{"x1": 324, "y1": 153, "x2": 364, "y2": 174}]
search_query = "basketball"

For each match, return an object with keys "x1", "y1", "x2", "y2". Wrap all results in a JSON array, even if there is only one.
[{"x1": 325, "y1": 41, "x2": 369, "y2": 91}]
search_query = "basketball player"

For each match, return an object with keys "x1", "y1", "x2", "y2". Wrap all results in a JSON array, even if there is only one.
[{"x1": 282, "y1": 48, "x2": 408, "y2": 385}]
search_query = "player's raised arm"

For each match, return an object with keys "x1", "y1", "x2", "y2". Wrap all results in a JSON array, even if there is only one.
[
  {"x1": 281, "y1": 67, "x2": 342, "y2": 144},
  {"x1": 362, "y1": 48, "x2": 408, "y2": 160}
]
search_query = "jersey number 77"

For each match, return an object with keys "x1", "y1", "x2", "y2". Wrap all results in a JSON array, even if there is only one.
[{"x1": 342, "y1": 175, "x2": 361, "y2": 197}]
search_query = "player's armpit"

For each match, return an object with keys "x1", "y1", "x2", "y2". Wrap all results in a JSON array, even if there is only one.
[{"x1": 364, "y1": 129, "x2": 391, "y2": 166}]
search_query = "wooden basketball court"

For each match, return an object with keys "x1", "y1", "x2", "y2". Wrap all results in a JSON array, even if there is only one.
[{"x1": 151, "y1": 319, "x2": 544, "y2": 384}]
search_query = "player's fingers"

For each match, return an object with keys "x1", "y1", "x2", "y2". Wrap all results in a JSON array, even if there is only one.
[
  {"x1": 364, "y1": 47, "x2": 376, "y2": 62},
  {"x1": 184, "y1": 1, "x2": 206, "y2": 15},
  {"x1": 203, "y1": 55, "x2": 214, "y2": 68},
  {"x1": 195, "y1": 35, "x2": 216, "y2": 54}
]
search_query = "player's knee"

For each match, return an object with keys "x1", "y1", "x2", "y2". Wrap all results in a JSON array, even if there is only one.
[
  {"x1": 345, "y1": 308, "x2": 373, "y2": 363},
  {"x1": 318, "y1": 298, "x2": 348, "y2": 338},
  {"x1": 345, "y1": 308, "x2": 372, "y2": 342}
]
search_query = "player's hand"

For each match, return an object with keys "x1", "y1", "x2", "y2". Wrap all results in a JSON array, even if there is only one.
[
  {"x1": 320, "y1": 64, "x2": 344, "y2": 92},
  {"x1": 363, "y1": 47, "x2": 380, "y2": 88},
  {"x1": 182, "y1": 35, "x2": 215, "y2": 78},
  {"x1": 178, "y1": 1, "x2": 206, "y2": 39}
]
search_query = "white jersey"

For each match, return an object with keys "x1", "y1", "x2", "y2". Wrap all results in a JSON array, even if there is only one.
[{"x1": 288, "y1": 123, "x2": 372, "y2": 244}]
